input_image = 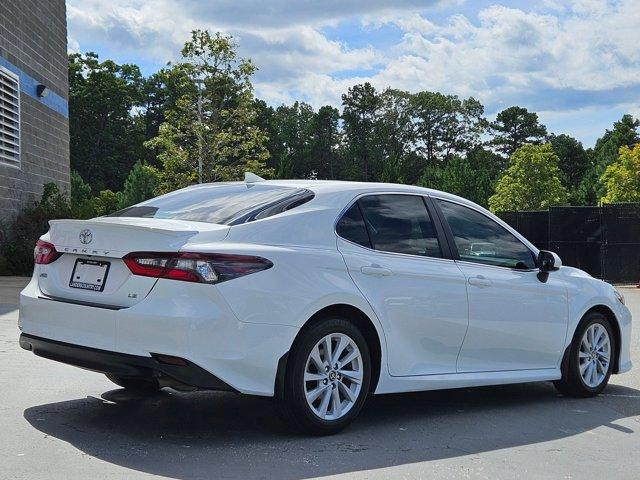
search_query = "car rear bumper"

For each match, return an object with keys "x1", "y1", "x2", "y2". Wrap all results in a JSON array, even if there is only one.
[
  {"x1": 19, "y1": 333, "x2": 235, "y2": 391},
  {"x1": 19, "y1": 276, "x2": 299, "y2": 396}
]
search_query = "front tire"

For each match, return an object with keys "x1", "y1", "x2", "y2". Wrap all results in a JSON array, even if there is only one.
[
  {"x1": 554, "y1": 312, "x2": 615, "y2": 397},
  {"x1": 279, "y1": 317, "x2": 371, "y2": 435}
]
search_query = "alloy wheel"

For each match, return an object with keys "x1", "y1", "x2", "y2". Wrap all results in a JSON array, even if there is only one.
[
  {"x1": 303, "y1": 333, "x2": 363, "y2": 421},
  {"x1": 579, "y1": 323, "x2": 611, "y2": 388}
]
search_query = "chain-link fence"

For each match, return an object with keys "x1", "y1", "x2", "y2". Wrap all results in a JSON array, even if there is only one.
[{"x1": 498, "y1": 203, "x2": 640, "y2": 283}]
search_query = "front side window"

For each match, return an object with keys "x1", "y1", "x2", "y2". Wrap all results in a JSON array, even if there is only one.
[
  {"x1": 438, "y1": 200, "x2": 536, "y2": 269},
  {"x1": 356, "y1": 194, "x2": 442, "y2": 257}
]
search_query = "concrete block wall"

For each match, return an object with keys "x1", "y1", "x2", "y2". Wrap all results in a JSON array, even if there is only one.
[{"x1": 0, "y1": 0, "x2": 69, "y2": 222}]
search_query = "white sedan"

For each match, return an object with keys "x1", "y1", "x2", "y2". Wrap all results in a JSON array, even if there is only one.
[{"x1": 19, "y1": 176, "x2": 632, "y2": 434}]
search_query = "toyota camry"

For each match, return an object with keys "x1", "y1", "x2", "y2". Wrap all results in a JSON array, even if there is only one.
[{"x1": 19, "y1": 175, "x2": 632, "y2": 434}]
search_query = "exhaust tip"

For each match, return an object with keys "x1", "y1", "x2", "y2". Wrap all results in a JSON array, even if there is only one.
[
  {"x1": 151, "y1": 353, "x2": 189, "y2": 366},
  {"x1": 18, "y1": 335, "x2": 33, "y2": 351}
]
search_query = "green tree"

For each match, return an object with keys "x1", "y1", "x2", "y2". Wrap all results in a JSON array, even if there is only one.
[
  {"x1": 490, "y1": 106, "x2": 547, "y2": 157},
  {"x1": 548, "y1": 133, "x2": 591, "y2": 203},
  {"x1": 150, "y1": 123, "x2": 197, "y2": 194},
  {"x1": 417, "y1": 149, "x2": 500, "y2": 207},
  {"x1": 409, "y1": 91, "x2": 486, "y2": 164},
  {"x1": 465, "y1": 146, "x2": 505, "y2": 206},
  {"x1": 549, "y1": 134, "x2": 590, "y2": 185},
  {"x1": 377, "y1": 89, "x2": 413, "y2": 183},
  {"x1": 593, "y1": 114, "x2": 640, "y2": 166},
  {"x1": 269, "y1": 102, "x2": 315, "y2": 178},
  {"x1": 120, "y1": 161, "x2": 161, "y2": 207},
  {"x1": 147, "y1": 30, "x2": 271, "y2": 189},
  {"x1": 256, "y1": 101, "x2": 340, "y2": 180},
  {"x1": 138, "y1": 68, "x2": 190, "y2": 165},
  {"x1": 488, "y1": 144, "x2": 567, "y2": 212},
  {"x1": 69, "y1": 52, "x2": 145, "y2": 191},
  {"x1": 341, "y1": 82, "x2": 383, "y2": 180},
  {"x1": 253, "y1": 99, "x2": 279, "y2": 171},
  {"x1": 311, "y1": 105, "x2": 340, "y2": 179},
  {"x1": 143, "y1": 69, "x2": 190, "y2": 138},
  {"x1": 577, "y1": 114, "x2": 640, "y2": 204},
  {"x1": 418, "y1": 156, "x2": 474, "y2": 197},
  {"x1": 600, "y1": 144, "x2": 640, "y2": 203}
]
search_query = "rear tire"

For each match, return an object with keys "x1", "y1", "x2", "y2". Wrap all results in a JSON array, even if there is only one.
[
  {"x1": 554, "y1": 312, "x2": 615, "y2": 398},
  {"x1": 279, "y1": 317, "x2": 371, "y2": 435},
  {"x1": 105, "y1": 374, "x2": 160, "y2": 393}
]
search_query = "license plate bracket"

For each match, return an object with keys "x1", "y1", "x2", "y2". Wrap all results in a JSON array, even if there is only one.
[{"x1": 69, "y1": 259, "x2": 110, "y2": 292}]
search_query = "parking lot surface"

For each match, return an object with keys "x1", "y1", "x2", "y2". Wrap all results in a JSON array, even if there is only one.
[{"x1": 1, "y1": 277, "x2": 639, "y2": 479}]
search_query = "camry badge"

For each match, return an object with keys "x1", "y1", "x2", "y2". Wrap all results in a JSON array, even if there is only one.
[{"x1": 79, "y1": 229, "x2": 93, "y2": 245}]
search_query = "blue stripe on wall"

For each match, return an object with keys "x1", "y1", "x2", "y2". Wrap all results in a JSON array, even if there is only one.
[{"x1": 0, "y1": 55, "x2": 69, "y2": 118}]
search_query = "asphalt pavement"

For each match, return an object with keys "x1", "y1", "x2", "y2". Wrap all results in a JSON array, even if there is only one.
[{"x1": 1, "y1": 276, "x2": 639, "y2": 479}]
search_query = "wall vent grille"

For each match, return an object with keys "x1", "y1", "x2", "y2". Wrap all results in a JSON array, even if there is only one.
[{"x1": 0, "y1": 67, "x2": 20, "y2": 168}]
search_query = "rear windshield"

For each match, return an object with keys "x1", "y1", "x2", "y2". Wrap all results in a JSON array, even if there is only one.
[{"x1": 108, "y1": 183, "x2": 314, "y2": 225}]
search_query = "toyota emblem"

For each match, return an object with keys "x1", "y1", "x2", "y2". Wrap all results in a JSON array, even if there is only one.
[{"x1": 79, "y1": 229, "x2": 93, "y2": 244}]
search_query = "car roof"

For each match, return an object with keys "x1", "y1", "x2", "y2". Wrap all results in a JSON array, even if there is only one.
[
  {"x1": 250, "y1": 180, "x2": 539, "y2": 251},
  {"x1": 199, "y1": 178, "x2": 463, "y2": 198},
  {"x1": 246, "y1": 179, "x2": 476, "y2": 207},
  {"x1": 181, "y1": 178, "x2": 486, "y2": 217},
  {"x1": 192, "y1": 179, "x2": 539, "y2": 256}
]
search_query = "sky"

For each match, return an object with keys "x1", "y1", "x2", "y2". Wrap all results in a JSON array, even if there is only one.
[{"x1": 66, "y1": 0, "x2": 640, "y2": 147}]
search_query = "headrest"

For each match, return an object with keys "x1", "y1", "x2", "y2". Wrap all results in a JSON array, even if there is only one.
[{"x1": 380, "y1": 217, "x2": 412, "y2": 236}]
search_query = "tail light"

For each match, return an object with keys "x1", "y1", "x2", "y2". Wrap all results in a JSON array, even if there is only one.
[
  {"x1": 34, "y1": 240, "x2": 62, "y2": 265},
  {"x1": 123, "y1": 252, "x2": 273, "y2": 284}
]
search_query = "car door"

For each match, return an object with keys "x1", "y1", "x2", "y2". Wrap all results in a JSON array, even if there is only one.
[
  {"x1": 336, "y1": 193, "x2": 469, "y2": 377},
  {"x1": 435, "y1": 199, "x2": 569, "y2": 373}
]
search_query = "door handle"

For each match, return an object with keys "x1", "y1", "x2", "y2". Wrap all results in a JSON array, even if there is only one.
[
  {"x1": 361, "y1": 265, "x2": 393, "y2": 277},
  {"x1": 468, "y1": 275, "x2": 492, "y2": 287}
]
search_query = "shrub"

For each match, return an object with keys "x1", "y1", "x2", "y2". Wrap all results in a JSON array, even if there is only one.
[
  {"x1": 0, "y1": 166, "x2": 161, "y2": 275},
  {"x1": 92, "y1": 190, "x2": 124, "y2": 216},
  {"x1": 0, "y1": 183, "x2": 72, "y2": 275},
  {"x1": 120, "y1": 161, "x2": 160, "y2": 208},
  {"x1": 70, "y1": 170, "x2": 96, "y2": 219}
]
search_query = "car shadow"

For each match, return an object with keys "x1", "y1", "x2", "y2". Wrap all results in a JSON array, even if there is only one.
[
  {"x1": 0, "y1": 304, "x2": 18, "y2": 316},
  {"x1": 24, "y1": 381, "x2": 640, "y2": 479}
]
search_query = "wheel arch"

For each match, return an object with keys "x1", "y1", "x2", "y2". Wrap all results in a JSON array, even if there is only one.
[
  {"x1": 567, "y1": 304, "x2": 622, "y2": 374},
  {"x1": 275, "y1": 303, "x2": 383, "y2": 397}
]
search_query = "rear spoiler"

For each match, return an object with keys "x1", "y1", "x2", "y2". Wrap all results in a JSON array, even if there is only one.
[
  {"x1": 48, "y1": 219, "x2": 200, "y2": 237},
  {"x1": 46, "y1": 218, "x2": 229, "y2": 256}
]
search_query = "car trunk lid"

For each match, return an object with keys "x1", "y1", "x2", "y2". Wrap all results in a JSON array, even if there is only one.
[{"x1": 39, "y1": 218, "x2": 229, "y2": 308}]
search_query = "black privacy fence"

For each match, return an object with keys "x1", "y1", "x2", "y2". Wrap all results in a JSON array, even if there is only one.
[{"x1": 498, "y1": 203, "x2": 640, "y2": 283}]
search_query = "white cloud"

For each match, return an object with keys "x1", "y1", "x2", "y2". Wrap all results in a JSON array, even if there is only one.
[
  {"x1": 66, "y1": 0, "x2": 640, "y2": 144},
  {"x1": 571, "y1": 0, "x2": 609, "y2": 16},
  {"x1": 66, "y1": 0, "x2": 394, "y2": 108},
  {"x1": 350, "y1": 0, "x2": 640, "y2": 117},
  {"x1": 540, "y1": 0, "x2": 567, "y2": 12},
  {"x1": 237, "y1": 26, "x2": 380, "y2": 82},
  {"x1": 376, "y1": 13, "x2": 438, "y2": 34},
  {"x1": 67, "y1": 36, "x2": 80, "y2": 54},
  {"x1": 67, "y1": 1, "x2": 194, "y2": 60}
]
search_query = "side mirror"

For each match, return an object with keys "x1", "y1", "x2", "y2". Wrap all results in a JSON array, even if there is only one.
[{"x1": 538, "y1": 250, "x2": 562, "y2": 272}]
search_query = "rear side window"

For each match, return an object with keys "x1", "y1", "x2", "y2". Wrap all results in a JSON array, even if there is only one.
[
  {"x1": 336, "y1": 203, "x2": 371, "y2": 248},
  {"x1": 108, "y1": 184, "x2": 314, "y2": 225},
  {"x1": 438, "y1": 200, "x2": 536, "y2": 269},
  {"x1": 344, "y1": 194, "x2": 442, "y2": 257}
]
